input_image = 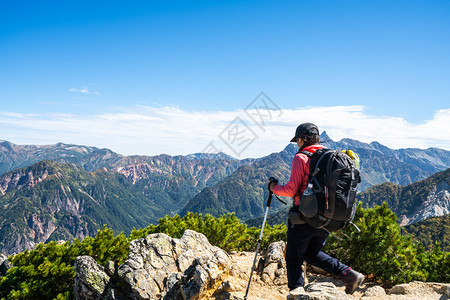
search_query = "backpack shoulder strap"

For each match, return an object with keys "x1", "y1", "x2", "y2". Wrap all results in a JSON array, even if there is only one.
[
  {"x1": 299, "y1": 150, "x2": 313, "y2": 157},
  {"x1": 309, "y1": 148, "x2": 329, "y2": 177}
]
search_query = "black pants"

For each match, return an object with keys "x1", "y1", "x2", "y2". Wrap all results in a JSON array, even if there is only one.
[{"x1": 286, "y1": 220, "x2": 349, "y2": 290}]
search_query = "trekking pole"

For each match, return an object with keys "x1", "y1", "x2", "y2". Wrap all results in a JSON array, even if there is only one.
[{"x1": 244, "y1": 177, "x2": 286, "y2": 300}]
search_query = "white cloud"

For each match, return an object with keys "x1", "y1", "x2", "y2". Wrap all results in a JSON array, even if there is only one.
[
  {"x1": 69, "y1": 86, "x2": 101, "y2": 95},
  {"x1": 0, "y1": 106, "x2": 449, "y2": 158}
]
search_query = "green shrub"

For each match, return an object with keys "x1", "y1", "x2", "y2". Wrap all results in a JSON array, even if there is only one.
[
  {"x1": 130, "y1": 212, "x2": 286, "y2": 252},
  {"x1": 324, "y1": 203, "x2": 449, "y2": 284},
  {"x1": 0, "y1": 226, "x2": 129, "y2": 300},
  {"x1": 1, "y1": 206, "x2": 448, "y2": 299}
]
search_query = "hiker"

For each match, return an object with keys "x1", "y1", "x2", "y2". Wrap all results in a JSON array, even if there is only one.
[{"x1": 268, "y1": 122, "x2": 364, "y2": 295}]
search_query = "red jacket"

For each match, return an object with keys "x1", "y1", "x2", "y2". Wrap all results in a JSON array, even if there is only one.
[{"x1": 273, "y1": 144, "x2": 324, "y2": 206}]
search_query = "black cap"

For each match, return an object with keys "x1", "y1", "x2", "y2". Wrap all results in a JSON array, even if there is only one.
[{"x1": 290, "y1": 123, "x2": 319, "y2": 142}]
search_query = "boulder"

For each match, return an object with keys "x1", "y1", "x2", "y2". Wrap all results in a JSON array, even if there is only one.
[
  {"x1": 260, "y1": 241, "x2": 288, "y2": 285},
  {"x1": 116, "y1": 229, "x2": 231, "y2": 299},
  {"x1": 73, "y1": 230, "x2": 231, "y2": 300},
  {"x1": 74, "y1": 256, "x2": 110, "y2": 300}
]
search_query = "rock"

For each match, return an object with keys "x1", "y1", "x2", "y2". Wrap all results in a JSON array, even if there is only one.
[
  {"x1": 304, "y1": 282, "x2": 352, "y2": 300},
  {"x1": 287, "y1": 282, "x2": 351, "y2": 300},
  {"x1": 262, "y1": 263, "x2": 279, "y2": 283},
  {"x1": 389, "y1": 282, "x2": 415, "y2": 295},
  {"x1": 261, "y1": 241, "x2": 286, "y2": 284},
  {"x1": 215, "y1": 278, "x2": 246, "y2": 294},
  {"x1": 363, "y1": 285, "x2": 386, "y2": 297},
  {"x1": 74, "y1": 256, "x2": 110, "y2": 300},
  {"x1": 71, "y1": 235, "x2": 450, "y2": 300},
  {"x1": 116, "y1": 229, "x2": 231, "y2": 300},
  {"x1": 264, "y1": 241, "x2": 286, "y2": 268},
  {"x1": 273, "y1": 267, "x2": 288, "y2": 286},
  {"x1": 389, "y1": 281, "x2": 450, "y2": 299},
  {"x1": 0, "y1": 254, "x2": 11, "y2": 276},
  {"x1": 286, "y1": 286, "x2": 305, "y2": 299},
  {"x1": 361, "y1": 285, "x2": 388, "y2": 299},
  {"x1": 105, "y1": 261, "x2": 115, "y2": 277}
]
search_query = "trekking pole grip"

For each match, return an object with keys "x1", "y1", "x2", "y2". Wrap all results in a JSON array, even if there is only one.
[{"x1": 267, "y1": 177, "x2": 278, "y2": 207}]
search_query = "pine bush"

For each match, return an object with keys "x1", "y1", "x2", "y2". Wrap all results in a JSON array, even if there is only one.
[
  {"x1": 0, "y1": 206, "x2": 448, "y2": 299},
  {"x1": 324, "y1": 203, "x2": 449, "y2": 284},
  {"x1": 0, "y1": 226, "x2": 129, "y2": 299}
]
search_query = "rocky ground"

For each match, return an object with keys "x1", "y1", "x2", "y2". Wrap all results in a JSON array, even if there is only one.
[
  {"x1": 221, "y1": 251, "x2": 449, "y2": 300},
  {"x1": 71, "y1": 230, "x2": 449, "y2": 300}
]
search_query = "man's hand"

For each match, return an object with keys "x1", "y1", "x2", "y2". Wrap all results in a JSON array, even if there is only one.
[
  {"x1": 268, "y1": 177, "x2": 278, "y2": 192},
  {"x1": 269, "y1": 181, "x2": 277, "y2": 192}
]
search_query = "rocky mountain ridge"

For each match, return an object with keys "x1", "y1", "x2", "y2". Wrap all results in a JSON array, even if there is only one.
[
  {"x1": 71, "y1": 230, "x2": 450, "y2": 299},
  {"x1": 0, "y1": 160, "x2": 165, "y2": 254},
  {"x1": 357, "y1": 168, "x2": 450, "y2": 226},
  {"x1": 0, "y1": 152, "x2": 254, "y2": 254},
  {"x1": 2, "y1": 136, "x2": 450, "y2": 193},
  {"x1": 0, "y1": 140, "x2": 252, "y2": 177},
  {"x1": 0, "y1": 140, "x2": 123, "y2": 175},
  {"x1": 1, "y1": 138, "x2": 449, "y2": 254},
  {"x1": 113, "y1": 154, "x2": 255, "y2": 212},
  {"x1": 402, "y1": 180, "x2": 449, "y2": 225},
  {"x1": 0, "y1": 140, "x2": 254, "y2": 215}
]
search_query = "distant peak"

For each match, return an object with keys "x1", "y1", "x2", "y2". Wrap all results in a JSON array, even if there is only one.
[
  {"x1": 369, "y1": 141, "x2": 390, "y2": 149},
  {"x1": 319, "y1": 131, "x2": 333, "y2": 143},
  {"x1": 369, "y1": 141, "x2": 394, "y2": 152},
  {"x1": 0, "y1": 140, "x2": 14, "y2": 145}
]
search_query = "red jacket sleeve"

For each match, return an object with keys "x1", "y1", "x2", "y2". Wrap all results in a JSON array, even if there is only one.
[{"x1": 272, "y1": 153, "x2": 309, "y2": 205}]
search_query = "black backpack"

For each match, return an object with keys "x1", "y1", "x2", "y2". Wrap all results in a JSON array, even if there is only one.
[{"x1": 298, "y1": 148, "x2": 361, "y2": 231}]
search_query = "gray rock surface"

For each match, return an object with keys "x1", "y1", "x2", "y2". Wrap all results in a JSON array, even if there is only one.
[
  {"x1": 72, "y1": 235, "x2": 449, "y2": 300},
  {"x1": 363, "y1": 285, "x2": 386, "y2": 297},
  {"x1": 74, "y1": 230, "x2": 231, "y2": 300},
  {"x1": 74, "y1": 256, "x2": 110, "y2": 300},
  {"x1": 261, "y1": 241, "x2": 287, "y2": 285},
  {"x1": 287, "y1": 282, "x2": 352, "y2": 300},
  {"x1": 117, "y1": 230, "x2": 231, "y2": 299},
  {"x1": 389, "y1": 281, "x2": 450, "y2": 299},
  {"x1": 401, "y1": 180, "x2": 450, "y2": 225}
]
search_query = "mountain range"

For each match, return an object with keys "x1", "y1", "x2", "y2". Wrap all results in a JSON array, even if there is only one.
[
  {"x1": 0, "y1": 160, "x2": 165, "y2": 254},
  {"x1": 357, "y1": 168, "x2": 450, "y2": 226},
  {"x1": 0, "y1": 136, "x2": 449, "y2": 254},
  {"x1": 181, "y1": 132, "x2": 450, "y2": 219}
]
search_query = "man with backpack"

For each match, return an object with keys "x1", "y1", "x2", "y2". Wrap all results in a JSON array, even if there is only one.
[{"x1": 268, "y1": 122, "x2": 364, "y2": 297}]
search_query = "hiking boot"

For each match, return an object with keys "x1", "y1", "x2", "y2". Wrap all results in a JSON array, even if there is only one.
[
  {"x1": 340, "y1": 268, "x2": 364, "y2": 294},
  {"x1": 286, "y1": 286, "x2": 305, "y2": 299}
]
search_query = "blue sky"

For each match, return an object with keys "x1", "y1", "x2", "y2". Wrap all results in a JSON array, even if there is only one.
[{"x1": 0, "y1": 0, "x2": 449, "y2": 157}]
